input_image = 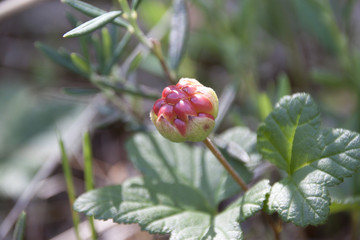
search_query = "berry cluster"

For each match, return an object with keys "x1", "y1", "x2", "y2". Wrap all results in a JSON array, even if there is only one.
[{"x1": 150, "y1": 78, "x2": 218, "y2": 142}]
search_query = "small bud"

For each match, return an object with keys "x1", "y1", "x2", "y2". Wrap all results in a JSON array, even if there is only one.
[{"x1": 150, "y1": 78, "x2": 218, "y2": 142}]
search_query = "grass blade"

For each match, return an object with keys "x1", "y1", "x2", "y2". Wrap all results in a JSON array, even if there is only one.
[
  {"x1": 59, "y1": 136, "x2": 81, "y2": 240},
  {"x1": 12, "y1": 212, "x2": 26, "y2": 240},
  {"x1": 82, "y1": 132, "x2": 97, "y2": 240}
]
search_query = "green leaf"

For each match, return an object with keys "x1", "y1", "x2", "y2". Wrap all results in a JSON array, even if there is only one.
[
  {"x1": 63, "y1": 11, "x2": 122, "y2": 38},
  {"x1": 62, "y1": 87, "x2": 99, "y2": 96},
  {"x1": 258, "y1": 93, "x2": 360, "y2": 226},
  {"x1": 62, "y1": 0, "x2": 128, "y2": 28},
  {"x1": 237, "y1": 180, "x2": 271, "y2": 222},
  {"x1": 131, "y1": 0, "x2": 143, "y2": 9},
  {"x1": 291, "y1": 0, "x2": 338, "y2": 54},
  {"x1": 168, "y1": 0, "x2": 188, "y2": 70},
  {"x1": 257, "y1": 93, "x2": 273, "y2": 121},
  {"x1": 258, "y1": 93, "x2": 321, "y2": 174},
  {"x1": 74, "y1": 178, "x2": 271, "y2": 239},
  {"x1": 59, "y1": 136, "x2": 81, "y2": 239},
  {"x1": 95, "y1": 81, "x2": 160, "y2": 100},
  {"x1": 35, "y1": 42, "x2": 87, "y2": 77},
  {"x1": 70, "y1": 53, "x2": 91, "y2": 75},
  {"x1": 276, "y1": 73, "x2": 291, "y2": 101},
  {"x1": 310, "y1": 68, "x2": 345, "y2": 87},
  {"x1": 126, "y1": 52, "x2": 143, "y2": 76},
  {"x1": 13, "y1": 211, "x2": 26, "y2": 240},
  {"x1": 74, "y1": 130, "x2": 272, "y2": 239},
  {"x1": 215, "y1": 127, "x2": 262, "y2": 170},
  {"x1": 103, "y1": 31, "x2": 131, "y2": 75},
  {"x1": 330, "y1": 195, "x2": 360, "y2": 214},
  {"x1": 125, "y1": 131, "x2": 252, "y2": 208},
  {"x1": 101, "y1": 28, "x2": 112, "y2": 62}
]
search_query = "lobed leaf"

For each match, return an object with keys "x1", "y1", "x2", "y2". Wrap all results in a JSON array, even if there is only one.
[
  {"x1": 258, "y1": 93, "x2": 321, "y2": 174},
  {"x1": 258, "y1": 93, "x2": 360, "y2": 226},
  {"x1": 236, "y1": 180, "x2": 271, "y2": 222},
  {"x1": 74, "y1": 129, "x2": 271, "y2": 239},
  {"x1": 74, "y1": 177, "x2": 270, "y2": 240},
  {"x1": 125, "y1": 130, "x2": 252, "y2": 209},
  {"x1": 215, "y1": 127, "x2": 262, "y2": 170},
  {"x1": 63, "y1": 11, "x2": 122, "y2": 38}
]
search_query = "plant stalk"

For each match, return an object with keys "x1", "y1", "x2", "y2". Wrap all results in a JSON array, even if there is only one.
[
  {"x1": 150, "y1": 39, "x2": 177, "y2": 84},
  {"x1": 118, "y1": 0, "x2": 176, "y2": 84},
  {"x1": 203, "y1": 137, "x2": 248, "y2": 191},
  {"x1": 59, "y1": 137, "x2": 82, "y2": 240},
  {"x1": 203, "y1": 137, "x2": 281, "y2": 240}
]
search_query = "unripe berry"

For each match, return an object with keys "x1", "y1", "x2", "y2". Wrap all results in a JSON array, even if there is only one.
[{"x1": 150, "y1": 78, "x2": 218, "y2": 142}]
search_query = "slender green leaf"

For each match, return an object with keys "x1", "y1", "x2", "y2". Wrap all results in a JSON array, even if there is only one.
[
  {"x1": 291, "y1": 0, "x2": 338, "y2": 54},
  {"x1": 66, "y1": 12, "x2": 79, "y2": 28},
  {"x1": 101, "y1": 28, "x2": 111, "y2": 63},
  {"x1": 59, "y1": 137, "x2": 81, "y2": 240},
  {"x1": 97, "y1": 81, "x2": 160, "y2": 100},
  {"x1": 131, "y1": 0, "x2": 143, "y2": 9},
  {"x1": 258, "y1": 93, "x2": 360, "y2": 226},
  {"x1": 35, "y1": 42, "x2": 87, "y2": 77},
  {"x1": 83, "y1": 132, "x2": 94, "y2": 192},
  {"x1": 62, "y1": 87, "x2": 99, "y2": 96},
  {"x1": 103, "y1": 31, "x2": 131, "y2": 75},
  {"x1": 62, "y1": 0, "x2": 129, "y2": 28},
  {"x1": 13, "y1": 212, "x2": 26, "y2": 240},
  {"x1": 257, "y1": 93, "x2": 273, "y2": 121},
  {"x1": 70, "y1": 53, "x2": 91, "y2": 76},
  {"x1": 91, "y1": 35, "x2": 104, "y2": 73},
  {"x1": 311, "y1": 68, "x2": 345, "y2": 87},
  {"x1": 276, "y1": 73, "x2": 291, "y2": 101},
  {"x1": 330, "y1": 196, "x2": 360, "y2": 214},
  {"x1": 126, "y1": 52, "x2": 143, "y2": 76},
  {"x1": 64, "y1": 11, "x2": 122, "y2": 38},
  {"x1": 214, "y1": 82, "x2": 238, "y2": 132},
  {"x1": 168, "y1": 0, "x2": 188, "y2": 70}
]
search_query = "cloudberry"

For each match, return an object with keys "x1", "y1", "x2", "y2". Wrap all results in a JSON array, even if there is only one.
[{"x1": 150, "y1": 78, "x2": 218, "y2": 142}]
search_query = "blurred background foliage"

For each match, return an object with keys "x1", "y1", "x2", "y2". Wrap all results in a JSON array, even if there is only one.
[{"x1": 1, "y1": 0, "x2": 360, "y2": 239}]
